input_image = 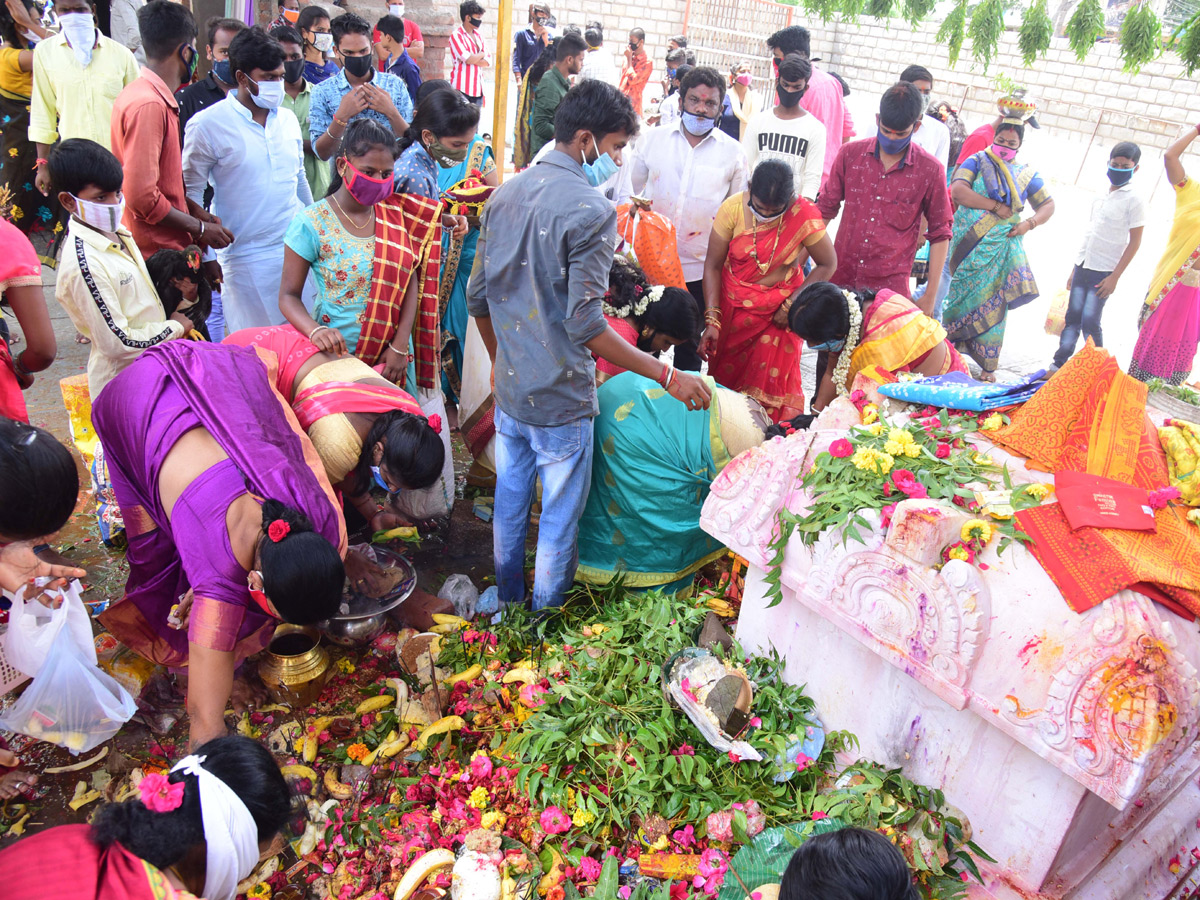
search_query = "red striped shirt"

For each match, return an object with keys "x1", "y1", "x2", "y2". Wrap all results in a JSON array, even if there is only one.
[{"x1": 449, "y1": 26, "x2": 486, "y2": 98}]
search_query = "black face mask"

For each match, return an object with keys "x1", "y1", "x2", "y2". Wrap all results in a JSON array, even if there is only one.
[
  {"x1": 343, "y1": 54, "x2": 374, "y2": 78},
  {"x1": 283, "y1": 58, "x2": 305, "y2": 83},
  {"x1": 468, "y1": 16, "x2": 482, "y2": 27},
  {"x1": 777, "y1": 82, "x2": 805, "y2": 108}
]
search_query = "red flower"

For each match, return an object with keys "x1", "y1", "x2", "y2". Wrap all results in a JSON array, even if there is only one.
[
  {"x1": 829, "y1": 438, "x2": 853, "y2": 458},
  {"x1": 891, "y1": 469, "x2": 928, "y2": 499},
  {"x1": 427, "y1": 414, "x2": 443, "y2": 432},
  {"x1": 335, "y1": 270, "x2": 348, "y2": 282},
  {"x1": 935, "y1": 442, "x2": 951, "y2": 458},
  {"x1": 728, "y1": 751, "x2": 741, "y2": 763},
  {"x1": 811, "y1": 811, "x2": 829, "y2": 821},
  {"x1": 267, "y1": 519, "x2": 291, "y2": 542},
  {"x1": 1149, "y1": 486, "x2": 1181, "y2": 509},
  {"x1": 880, "y1": 503, "x2": 897, "y2": 528}
]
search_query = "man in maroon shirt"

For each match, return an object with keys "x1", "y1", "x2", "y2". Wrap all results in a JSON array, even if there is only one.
[{"x1": 816, "y1": 81, "x2": 952, "y2": 313}]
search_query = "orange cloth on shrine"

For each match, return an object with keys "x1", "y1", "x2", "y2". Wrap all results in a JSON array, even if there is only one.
[{"x1": 994, "y1": 340, "x2": 1200, "y2": 617}]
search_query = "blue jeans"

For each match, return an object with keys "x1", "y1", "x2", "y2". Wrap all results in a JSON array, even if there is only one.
[
  {"x1": 913, "y1": 255, "x2": 953, "y2": 322},
  {"x1": 1054, "y1": 266, "x2": 1110, "y2": 368},
  {"x1": 493, "y1": 407, "x2": 594, "y2": 611},
  {"x1": 207, "y1": 291, "x2": 226, "y2": 342}
]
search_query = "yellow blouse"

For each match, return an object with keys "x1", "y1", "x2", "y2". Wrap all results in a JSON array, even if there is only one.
[{"x1": 0, "y1": 46, "x2": 32, "y2": 98}]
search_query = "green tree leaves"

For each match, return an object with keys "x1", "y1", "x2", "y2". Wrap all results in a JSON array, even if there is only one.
[
  {"x1": 1018, "y1": 0, "x2": 1054, "y2": 65},
  {"x1": 1120, "y1": 1, "x2": 1163, "y2": 70},
  {"x1": 1065, "y1": 0, "x2": 1107, "y2": 59}
]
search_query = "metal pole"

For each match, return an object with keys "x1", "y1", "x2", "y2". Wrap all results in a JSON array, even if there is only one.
[
  {"x1": 492, "y1": 0, "x2": 514, "y2": 182},
  {"x1": 1075, "y1": 109, "x2": 1105, "y2": 187}
]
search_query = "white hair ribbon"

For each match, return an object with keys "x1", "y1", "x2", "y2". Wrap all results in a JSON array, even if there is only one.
[{"x1": 170, "y1": 754, "x2": 260, "y2": 900}]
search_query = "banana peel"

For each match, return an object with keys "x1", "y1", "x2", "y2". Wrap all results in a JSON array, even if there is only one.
[
  {"x1": 444, "y1": 664, "x2": 482, "y2": 686},
  {"x1": 323, "y1": 767, "x2": 353, "y2": 801},
  {"x1": 68, "y1": 780, "x2": 102, "y2": 811},
  {"x1": 388, "y1": 678, "x2": 433, "y2": 726},
  {"x1": 501, "y1": 668, "x2": 536, "y2": 686},
  {"x1": 7, "y1": 811, "x2": 30, "y2": 837},
  {"x1": 355, "y1": 695, "x2": 395, "y2": 715},
  {"x1": 302, "y1": 715, "x2": 338, "y2": 763},
  {"x1": 393, "y1": 848, "x2": 456, "y2": 900},
  {"x1": 431, "y1": 613, "x2": 468, "y2": 627},
  {"x1": 280, "y1": 764, "x2": 319, "y2": 781},
  {"x1": 414, "y1": 715, "x2": 465, "y2": 751}
]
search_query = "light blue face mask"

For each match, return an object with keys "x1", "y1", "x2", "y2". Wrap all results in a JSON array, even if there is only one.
[
  {"x1": 681, "y1": 111, "x2": 716, "y2": 137},
  {"x1": 583, "y1": 149, "x2": 618, "y2": 187},
  {"x1": 371, "y1": 465, "x2": 401, "y2": 496},
  {"x1": 808, "y1": 339, "x2": 845, "y2": 352}
]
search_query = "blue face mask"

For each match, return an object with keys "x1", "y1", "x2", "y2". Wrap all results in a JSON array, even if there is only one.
[
  {"x1": 371, "y1": 465, "x2": 401, "y2": 496},
  {"x1": 583, "y1": 149, "x2": 618, "y2": 187},
  {"x1": 681, "y1": 111, "x2": 717, "y2": 137},
  {"x1": 809, "y1": 339, "x2": 845, "y2": 352},
  {"x1": 1107, "y1": 165, "x2": 1135, "y2": 186},
  {"x1": 876, "y1": 129, "x2": 911, "y2": 156},
  {"x1": 212, "y1": 59, "x2": 233, "y2": 84}
]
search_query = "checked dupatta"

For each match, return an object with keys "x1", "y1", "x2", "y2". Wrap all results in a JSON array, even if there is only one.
[{"x1": 355, "y1": 194, "x2": 443, "y2": 389}]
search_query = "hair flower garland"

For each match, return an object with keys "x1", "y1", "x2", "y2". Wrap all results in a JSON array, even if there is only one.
[
  {"x1": 831, "y1": 290, "x2": 863, "y2": 398},
  {"x1": 267, "y1": 519, "x2": 291, "y2": 542},
  {"x1": 602, "y1": 284, "x2": 665, "y2": 318},
  {"x1": 139, "y1": 772, "x2": 185, "y2": 813}
]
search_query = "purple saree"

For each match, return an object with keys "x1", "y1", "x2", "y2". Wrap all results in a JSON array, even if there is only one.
[{"x1": 92, "y1": 341, "x2": 347, "y2": 667}]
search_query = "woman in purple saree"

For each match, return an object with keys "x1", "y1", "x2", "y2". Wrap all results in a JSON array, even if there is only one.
[{"x1": 92, "y1": 341, "x2": 348, "y2": 748}]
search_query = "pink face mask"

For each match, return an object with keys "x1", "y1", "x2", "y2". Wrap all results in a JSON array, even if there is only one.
[
  {"x1": 341, "y1": 159, "x2": 394, "y2": 206},
  {"x1": 990, "y1": 143, "x2": 1018, "y2": 162},
  {"x1": 735, "y1": 73, "x2": 752, "y2": 86}
]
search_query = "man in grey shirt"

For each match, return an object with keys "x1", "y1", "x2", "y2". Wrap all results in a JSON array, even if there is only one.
[{"x1": 468, "y1": 79, "x2": 711, "y2": 612}]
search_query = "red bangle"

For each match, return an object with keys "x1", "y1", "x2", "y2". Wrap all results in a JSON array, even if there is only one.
[
  {"x1": 35, "y1": 157, "x2": 48, "y2": 167},
  {"x1": 659, "y1": 362, "x2": 669, "y2": 387}
]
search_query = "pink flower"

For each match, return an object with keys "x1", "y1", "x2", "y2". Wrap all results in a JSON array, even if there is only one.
[
  {"x1": 427, "y1": 414, "x2": 443, "y2": 432},
  {"x1": 139, "y1": 773, "x2": 185, "y2": 813},
  {"x1": 618, "y1": 888, "x2": 631, "y2": 900},
  {"x1": 728, "y1": 751, "x2": 741, "y2": 764},
  {"x1": 1149, "y1": 486, "x2": 1181, "y2": 509},
  {"x1": 671, "y1": 744, "x2": 695, "y2": 756},
  {"x1": 673, "y1": 824, "x2": 696, "y2": 848},
  {"x1": 811, "y1": 811, "x2": 829, "y2": 821},
  {"x1": 891, "y1": 469, "x2": 928, "y2": 499},
  {"x1": 681, "y1": 677, "x2": 699, "y2": 703},
  {"x1": 795, "y1": 752, "x2": 813, "y2": 772},
  {"x1": 578, "y1": 857, "x2": 602, "y2": 881},
  {"x1": 748, "y1": 716, "x2": 761, "y2": 728},
  {"x1": 469, "y1": 754, "x2": 493, "y2": 780},
  {"x1": 539, "y1": 806, "x2": 570, "y2": 834},
  {"x1": 880, "y1": 503, "x2": 897, "y2": 528},
  {"x1": 936, "y1": 442, "x2": 951, "y2": 459},
  {"x1": 519, "y1": 683, "x2": 548, "y2": 708},
  {"x1": 829, "y1": 438, "x2": 853, "y2": 458}
]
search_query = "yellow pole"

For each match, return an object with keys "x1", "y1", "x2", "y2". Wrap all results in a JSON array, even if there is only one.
[{"x1": 492, "y1": 0, "x2": 514, "y2": 182}]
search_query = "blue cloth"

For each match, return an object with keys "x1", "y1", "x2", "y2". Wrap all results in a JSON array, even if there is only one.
[
  {"x1": 207, "y1": 291, "x2": 226, "y2": 342},
  {"x1": 304, "y1": 59, "x2": 340, "y2": 85},
  {"x1": 913, "y1": 254, "x2": 953, "y2": 322},
  {"x1": 384, "y1": 50, "x2": 423, "y2": 107},
  {"x1": 393, "y1": 140, "x2": 439, "y2": 198},
  {"x1": 877, "y1": 371, "x2": 1046, "y2": 411},
  {"x1": 309, "y1": 69, "x2": 414, "y2": 148},
  {"x1": 494, "y1": 406, "x2": 594, "y2": 611},
  {"x1": 513, "y1": 28, "x2": 543, "y2": 77},
  {"x1": 1054, "y1": 265, "x2": 1111, "y2": 368}
]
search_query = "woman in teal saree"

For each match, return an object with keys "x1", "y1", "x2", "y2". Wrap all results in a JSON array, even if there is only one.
[
  {"x1": 576, "y1": 371, "x2": 769, "y2": 594},
  {"x1": 942, "y1": 120, "x2": 1056, "y2": 381}
]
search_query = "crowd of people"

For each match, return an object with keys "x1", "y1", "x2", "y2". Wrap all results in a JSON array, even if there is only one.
[{"x1": 0, "y1": 0, "x2": 1198, "y2": 875}]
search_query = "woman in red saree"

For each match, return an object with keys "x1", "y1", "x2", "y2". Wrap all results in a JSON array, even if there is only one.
[
  {"x1": 224, "y1": 326, "x2": 445, "y2": 533},
  {"x1": 702, "y1": 160, "x2": 836, "y2": 422},
  {"x1": 1, "y1": 736, "x2": 290, "y2": 900}
]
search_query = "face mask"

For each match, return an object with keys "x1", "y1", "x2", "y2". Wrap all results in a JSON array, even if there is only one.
[
  {"x1": 313, "y1": 32, "x2": 334, "y2": 54},
  {"x1": 343, "y1": 53, "x2": 374, "y2": 78},
  {"x1": 1107, "y1": 165, "x2": 1135, "y2": 186},
  {"x1": 23, "y1": 29, "x2": 42, "y2": 45},
  {"x1": 58, "y1": 12, "x2": 95, "y2": 66},
  {"x1": 71, "y1": 193, "x2": 125, "y2": 232},
  {"x1": 750, "y1": 203, "x2": 785, "y2": 223},
  {"x1": 342, "y1": 159, "x2": 394, "y2": 206},
  {"x1": 283, "y1": 58, "x2": 305, "y2": 83},
  {"x1": 666, "y1": 67, "x2": 676, "y2": 80},
  {"x1": 681, "y1": 111, "x2": 716, "y2": 137},
  {"x1": 990, "y1": 142, "x2": 1018, "y2": 162},
  {"x1": 777, "y1": 83, "x2": 804, "y2": 108},
  {"x1": 468, "y1": 16, "x2": 482, "y2": 27},
  {"x1": 371, "y1": 466, "x2": 401, "y2": 496},
  {"x1": 876, "y1": 130, "x2": 911, "y2": 156},
  {"x1": 389, "y1": 4, "x2": 404, "y2": 16},
  {"x1": 809, "y1": 338, "x2": 845, "y2": 352},
  {"x1": 629, "y1": 41, "x2": 639, "y2": 51},
  {"x1": 180, "y1": 45, "x2": 198, "y2": 81},
  {"x1": 429, "y1": 140, "x2": 469, "y2": 167},
  {"x1": 212, "y1": 59, "x2": 233, "y2": 84},
  {"x1": 283, "y1": 6, "x2": 300, "y2": 21},
  {"x1": 247, "y1": 76, "x2": 284, "y2": 109},
  {"x1": 246, "y1": 574, "x2": 276, "y2": 616},
  {"x1": 582, "y1": 146, "x2": 618, "y2": 187},
  {"x1": 735, "y1": 73, "x2": 752, "y2": 86}
]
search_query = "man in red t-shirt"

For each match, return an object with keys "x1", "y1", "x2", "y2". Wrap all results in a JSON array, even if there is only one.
[{"x1": 373, "y1": 1, "x2": 424, "y2": 70}]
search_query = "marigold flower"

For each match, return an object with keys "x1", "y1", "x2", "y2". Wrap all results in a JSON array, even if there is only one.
[
  {"x1": 980, "y1": 414, "x2": 1004, "y2": 432},
  {"x1": 481, "y1": 810, "x2": 507, "y2": 830},
  {"x1": 862, "y1": 404, "x2": 879, "y2": 424},
  {"x1": 884, "y1": 440, "x2": 904, "y2": 456},
  {"x1": 866, "y1": 423, "x2": 885, "y2": 436},
  {"x1": 345, "y1": 742, "x2": 369, "y2": 762},
  {"x1": 247, "y1": 883, "x2": 272, "y2": 900},
  {"x1": 572, "y1": 808, "x2": 596, "y2": 828},
  {"x1": 887, "y1": 428, "x2": 914, "y2": 446},
  {"x1": 467, "y1": 786, "x2": 489, "y2": 809},
  {"x1": 1026, "y1": 483, "x2": 1053, "y2": 500},
  {"x1": 961, "y1": 518, "x2": 993, "y2": 543}
]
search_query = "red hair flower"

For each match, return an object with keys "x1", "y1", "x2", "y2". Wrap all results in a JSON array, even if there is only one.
[
  {"x1": 139, "y1": 773, "x2": 185, "y2": 813},
  {"x1": 267, "y1": 519, "x2": 291, "y2": 542},
  {"x1": 427, "y1": 414, "x2": 443, "y2": 432}
]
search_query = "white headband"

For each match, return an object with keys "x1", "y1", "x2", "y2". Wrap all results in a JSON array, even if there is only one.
[{"x1": 170, "y1": 754, "x2": 260, "y2": 900}]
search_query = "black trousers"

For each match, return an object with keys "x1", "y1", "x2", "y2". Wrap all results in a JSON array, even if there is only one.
[{"x1": 675, "y1": 279, "x2": 708, "y2": 372}]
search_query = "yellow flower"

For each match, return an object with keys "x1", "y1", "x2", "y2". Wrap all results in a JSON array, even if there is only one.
[
  {"x1": 904, "y1": 444, "x2": 921, "y2": 458},
  {"x1": 982, "y1": 504, "x2": 1012, "y2": 520},
  {"x1": 335, "y1": 658, "x2": 356, "y2": 674},
  {"x1": 247, "y1": 883, "x2": 272, "y2": 900},
  {"x1": 980, "y1": 414, "x2": 1004, "y2": 432},
  {"x1": 481, "y1": 810, "x2": 508, "y2": 830},
  {"x1": 851, "y1": 448, "x2": 875, "y2": 471},
  {"x1": 1188, "y1": 508, "x2": 1200, "y2": 525},
  {"x1": 887, "y1": 428, "x2": 914, "y2": 446},
  {"x1": 432, "y1": 809, "x2": 443, "y2": 824},
  {"x1": 572, "y1": 809, "x2": 596, "y2": 828},
  {"x1": 862, "y1": 404, "x2": 879, "y2": 424},
  {"x1": 883, "y1": 440, "x2": 903, "y2": 456},
  {"x1": 876, "y1": 451, "x2": 894, "y2": 474},
  {"x1": 345, "y1": 742, "x2": 369, "y2": 762},
  {"x1": 467, "y1": 786, "x2": 490, "y2": 809},
  {"x1": 866, "y1": 423, "x2": 885, "y2": 436},
  {"x1": 650, "y1": 834, "x2": 670, "y2": 851},
  {"x1": 1026, "y1": 483, "x2": 1053, "y2": 500},
  {"x1": 947, "y1": 545, "x2": 971, "y2": 562},
  {"x1": 961, "y1": 519, "x2": 993, "y2": 543},
  {"x1": 973, "y1": 453, "x2": 994, "y2": 466},
  {"x1": 6, "y1": 147, "x2": 16, "y2": 157},
  {"x1": 567, "y1": 787, "x2": 577, "y2": 810}
]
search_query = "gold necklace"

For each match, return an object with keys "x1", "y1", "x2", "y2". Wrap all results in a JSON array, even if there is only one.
[
  {"x1": 330, "y1": 194, "x2": 374, "y2": 231},
  {"x1": 747, "y1": 208, "x2": 785, "y2": 274}
]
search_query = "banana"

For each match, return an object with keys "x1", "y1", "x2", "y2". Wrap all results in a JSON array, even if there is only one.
[
  {"x1": 373, "y1": 525, "x2": 419, "y2": 543},
  {"x1": 303, "y1": 716, "x2": 337, "y2": 763},
  {"x1": 430, "y1": 623, "x2": 463, "y2": 635},
  {"x1": 388, "y1": 677, "x2": 432, "y2": 725},
  {"x1": 431, "y1": 614, "x2": 469, "y2": 627},
  {"x1": 280, "y1": 764, "x2": 319, "y2": 781},
  {"x1": 501, "y1": 667, "x2": 536, "y2": 685},
  {"x1": 354, "y1": 695, "x2": 395, "y2": 715},
  {"x1": 381, "y1": 735, "x2": 410, "y2": 758},
  {"x1": 362, "y1": 730, "x2": 399, "y2": 767},
  {"x1": 393, "y1": 849, "x2": 456, "y2": 900},
  {"x1": 444, "y1": 664, "x2": 482, "y2": 686},
  {"x1": 414, "y1": 715, "x2": 466, "y2": 751},
  {"x1": 323, "y1": 767, "x2": 353, "y2": 801}
]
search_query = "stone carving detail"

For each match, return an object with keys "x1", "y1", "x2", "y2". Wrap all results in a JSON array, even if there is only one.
[{"x1": 1001, "y1": 592, "x2": 1200, "y2": 808}]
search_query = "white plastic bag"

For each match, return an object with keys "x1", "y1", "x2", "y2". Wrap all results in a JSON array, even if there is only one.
[
  {"x1": 391, "y1": 386, "x2": 454, "y2": 521},
  {"x1": 2, "y1": 579, "x2": 96, "y2": 677},
  {"x1": 437, "y1": 574, "x2": 479, "y2": 618},
  {"x1": 0, "y1": 586, "x2": 136, "y2": 753}
]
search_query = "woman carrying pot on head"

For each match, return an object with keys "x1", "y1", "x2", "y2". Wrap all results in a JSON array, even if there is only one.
[
  {"x1": 92, "y1": 340, "x2": 348, "y2": 748},
  {"x1": 0, "y1": 736, "x2": 292, "y2": 900},
  {"x1": 224, "y1": 324, "x2": 446, "y2": 532},
  {"x1": 596, "y1": 256, "x2": 701, "y2": 384},
  {"x1": 788, "y1": 281, "x2": 968, "y2": 412}
]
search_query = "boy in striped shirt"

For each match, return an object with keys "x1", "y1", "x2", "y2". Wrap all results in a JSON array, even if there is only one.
[{"x1": 450, "y1": 0, "x2": 489, "y2": 106}]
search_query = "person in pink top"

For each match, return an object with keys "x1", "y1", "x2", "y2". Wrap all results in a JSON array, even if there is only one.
[{"x1": 765, "y1": 25, "x2": 853, "y2": 192}]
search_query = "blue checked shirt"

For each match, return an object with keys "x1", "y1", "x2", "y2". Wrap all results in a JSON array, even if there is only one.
[{"x1": 309, "y1": 69, "x2": 414, "y2": 151}]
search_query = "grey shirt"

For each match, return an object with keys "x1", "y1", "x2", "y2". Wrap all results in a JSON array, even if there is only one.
[{"x1": 467, "y1": 150, "x2": 615, "y2": 426}]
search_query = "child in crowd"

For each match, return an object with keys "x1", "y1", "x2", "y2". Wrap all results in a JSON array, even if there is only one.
[
  {"x1": 780, "y1": 827, "x2": 919, "y2": 900},
  {"x1": 47, "y1": 139, "x2": 194, "y2": 402},
  {"x1": 1052, "y1": 141, "x2": 1145, "y2": 370}
]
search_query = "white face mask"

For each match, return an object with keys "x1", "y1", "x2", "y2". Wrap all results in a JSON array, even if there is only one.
[
  {"x1": 58, "y1": 12, "x2": 96, "y2": 66},
  {"x1": 71, "y1": 193, "x2": 125, "y2": 232},
  {"x1": 389, "y1": 4, "x2": 405, "y2": 17},
  {"x1": 313, "y1": 32, "x2": 334, "y2": 54},
  {"x1": 248, "y1": 76, "x2": 285, "y2": 109}
]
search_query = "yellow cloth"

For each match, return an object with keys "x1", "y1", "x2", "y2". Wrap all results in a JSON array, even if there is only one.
[
  {"x1": 1139, "y1": 176, "x2": 1200, "y2": 325},
  {"x1": 1160, "y1": 418, "x2": 1200, "y2": 506},
  {"x1": 0, "y1": 46, "x2": 31, "y2": 98},
  {"x1": 28, "y1": 33, "x2": 138, "y2": 147},
  {"x1": 847, "y1": 292, "x2": 947, "y2": 388},
  {"x1": 295, "y1": 357, "x2": 381, "y2": 485}
]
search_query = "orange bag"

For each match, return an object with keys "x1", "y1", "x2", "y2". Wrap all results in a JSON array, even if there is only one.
[{"x1": 615, "y1": 203, "x2": 687, "y2": 288}]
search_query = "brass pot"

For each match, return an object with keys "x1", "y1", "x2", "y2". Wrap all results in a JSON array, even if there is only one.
[{"x1": 258, "y1": 625, "x2": 331, "y2": 706}]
